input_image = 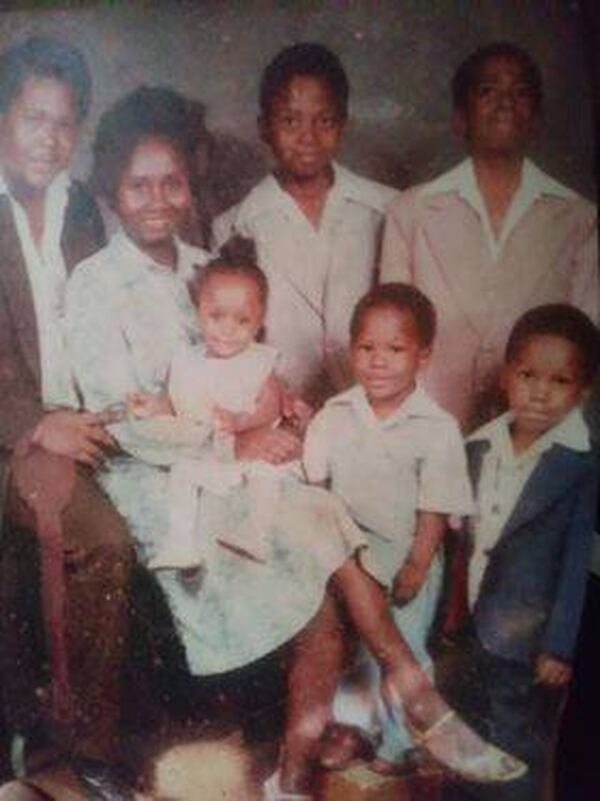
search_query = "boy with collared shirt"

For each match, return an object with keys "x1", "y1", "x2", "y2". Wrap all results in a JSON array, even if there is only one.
[
  {"x1": 213, "y1": 42, "x2": 399, "y2": 407},
  {"x1": 304, "y1": 283, "x2": 475, "y2": 775},
  {"x1": 464, "y1": 304, "x2": 599, "y2": 801},
  {"x1": 380, "y1": 42, "x2": 598, "y2": 432},
  {"x1": 0, "y1": 37, "x2": 134, "y2": 799}
]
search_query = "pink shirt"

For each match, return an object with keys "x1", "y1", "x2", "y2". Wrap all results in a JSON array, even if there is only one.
[{"x1": 380, "y1": 158, "x2": 598, "y2": 430}]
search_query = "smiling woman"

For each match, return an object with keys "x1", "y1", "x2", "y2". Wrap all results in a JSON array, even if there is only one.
[{"x1": 89, "y1": 86, "x2": 198, "y2": 269}]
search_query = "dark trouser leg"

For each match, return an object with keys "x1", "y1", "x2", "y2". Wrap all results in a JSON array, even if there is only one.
[
  {"x1": 474, "y1": 651, "x2": 564, "y2": 801},
  {"x1": 5, "y1": 461, "x2": 135, "y2": 762}
]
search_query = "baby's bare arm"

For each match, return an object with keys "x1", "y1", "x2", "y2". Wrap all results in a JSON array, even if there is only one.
[{"x1": 392, "y1": 511, "x2": 446, "y2": 606}]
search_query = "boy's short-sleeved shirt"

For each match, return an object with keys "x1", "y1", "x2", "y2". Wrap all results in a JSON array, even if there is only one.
[
  {"x1": 213, "y1": 163, "x2": 399, "y2": 403},
  {"x1": 467, "y1": 407, "x2": 590, "y2": 605},
  {"x1": 304, "y1": 384, "x2": 473, "y2": 584}
]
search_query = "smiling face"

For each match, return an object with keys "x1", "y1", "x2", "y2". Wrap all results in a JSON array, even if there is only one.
[
  {"x1": 197, "y1": 271, "x2": 265, "y2": 359},
  {"x1": 0, "y1": 74, "x2": 79, "y2": 196},
  {"x1": 115, "y1": 136, "x2": 192, "y2": 265},
  {"x1": 503, "y1": 334, "x2": 587, "y2": 451},
  {"x1": 351, "y1": 305, "x2": 430, "y2": 419},
  {"x1": 455, "y1": 54, "x2": 539, "y2": 158},
  {"x1": 260, "y1": 74, "x2": 344, "y2": 182}
]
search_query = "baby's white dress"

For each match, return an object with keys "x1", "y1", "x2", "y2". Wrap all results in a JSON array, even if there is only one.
[{"x1": 156, "y1": 340, "x2": 289, "y2": 568}]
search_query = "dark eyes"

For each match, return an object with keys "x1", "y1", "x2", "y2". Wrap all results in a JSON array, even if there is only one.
[
  {"x1": 516, "y1": 369, "x2": 574, "y2": 385},
  {"x1": 274, "y1": 113, "x2": 339, "y2": 129},
  {"x1": 476, "y1": 83, "x2": 533, "y2": 101}
]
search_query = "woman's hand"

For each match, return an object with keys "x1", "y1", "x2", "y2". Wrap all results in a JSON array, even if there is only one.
[
  {"x1": 234, "y1": 424, "x2": 302, "y2": 464},
  {"x1": 32, "y1": 409, "x2": 115, "y2": 468},
  {"x1": 279, "y1": 384, "x2": 313, "y2": 435}
]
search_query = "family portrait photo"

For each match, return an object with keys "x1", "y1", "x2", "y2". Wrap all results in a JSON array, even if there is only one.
[{"x1": 0, "y1": 2, "x2": 597, "y2": 800}]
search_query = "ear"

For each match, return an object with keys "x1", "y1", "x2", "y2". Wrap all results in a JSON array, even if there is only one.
[
  {"x1": 418, "y1": 346, "x2": 432, "y2": 369},
  {"x1": 499, "y1": 364, "x2": 510, "y2": 392},
  {"x1": 452, "y1": 108, "x2": 468, "y2": 142}
]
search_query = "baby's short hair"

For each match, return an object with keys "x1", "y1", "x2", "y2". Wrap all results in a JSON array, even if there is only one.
[
  {"x1": 259, "y1": 42, "x2": 349, "y2": 119},
  {"x1": 0, "y1": 36, "x2": 91, "y2": 121},
  {"x1": 350, "y1": 283, "x2": 437, "y2": 348},
  {"x1": 452, "y1": 41, "x2": 543, "y2": 113},
  {"x1": 505, "y1": 304, "x2": 600, "y2": 383},
  {"x1": 190, "y1": 235, "x2": 269, "y2": 308}
]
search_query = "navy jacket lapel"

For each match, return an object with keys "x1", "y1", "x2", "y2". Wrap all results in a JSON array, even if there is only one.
[
  {"x1": 500, "y1": 445, "x2": 588, "y2": 540},
  {"x1": 0, "y1": 195, "x2": 41, "y2": 382}
]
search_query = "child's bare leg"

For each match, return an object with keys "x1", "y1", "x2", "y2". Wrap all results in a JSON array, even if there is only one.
[
  {"x1": 330, "y1": 559, "x2": 526, "y2": 783},
  {"x1": 280, "y1": 593, "x2": 347, "y2": 793}
]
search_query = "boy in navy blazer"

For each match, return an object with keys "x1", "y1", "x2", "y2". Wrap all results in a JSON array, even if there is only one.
[{"x1": 464, "y1": 304, "x2": 599, "y2": 800}]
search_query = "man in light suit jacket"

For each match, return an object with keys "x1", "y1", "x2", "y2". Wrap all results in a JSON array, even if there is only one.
[
  {"x1": 0, "y1": 37, "x2": 134, "y2": 800},
  {"x1": 380, "y1": 42, "x2": 598, "y2": 432}
]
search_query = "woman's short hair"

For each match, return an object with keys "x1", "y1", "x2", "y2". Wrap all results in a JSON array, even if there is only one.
[
  {"x1": 505, "y1": 304, "x2": 600, "y2": 383},
  {"x1": 259, "y1": 42, "x2": 349, "y2": 119},
  {"x1": 452, "y1": 42, "x2": 543, "y2": 113},
  {"x1": 350, "y1": 283, "x2": 437, "y2": 348},
  {"x1": 91, "y1": 85, "x2": 210, "y2": 206},
  {"x1": 0, "y1": 36, "x2": 91, "y2": 121},
  {"x1": 189, "y1": 235, "x2": 269, "y2": 309}
]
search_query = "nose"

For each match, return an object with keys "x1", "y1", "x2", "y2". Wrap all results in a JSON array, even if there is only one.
[
  {"x1": 147, "y1": 182, "x2": 169, "y2": 208},
  {"x1": 370, "y1": 349, "x2": 387, "y2": 368},
  {"x1": 530, "y1": 378, "x2": 549, "y2": 402},
  {"x1": 40, "y1": 121, "x2": 59, "y2": 149},
  {"x1": 220, "y1": 316, "x2": 237, "y2": 336},
  {"x1": 498, "y1": 88, "x2": 516, "y2": 109},
  {"x1": 298, "y1": 120, "x2": 318, "y2": 145}
]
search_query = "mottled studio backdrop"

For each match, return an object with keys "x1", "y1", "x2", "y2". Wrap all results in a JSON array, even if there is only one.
[{"x1": 0, "y1": 0, "x2": 596, "y2": 208}]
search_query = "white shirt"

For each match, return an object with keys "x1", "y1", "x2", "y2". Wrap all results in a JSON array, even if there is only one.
[
  {"x1": 214, "y1": 163, "x2": 399, "y2": 400},
  {"x1": 304, "y1": 384, "x2": 473, "y2": 583},
  {"x1": 0, "y1": 171, "x2": 77, "y2": 408},
  {"x1": 468, "y1": 407, "x2": 590, "y2": 605},
  {"x1": 421, "y1": 157, "x2": 577, "y2": 262},
  {"x1": 66, "y1": 229, "x2": 209, "y2": 412}
]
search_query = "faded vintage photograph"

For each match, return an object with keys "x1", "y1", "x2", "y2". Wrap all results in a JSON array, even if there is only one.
[{"x1": 0, "y1": 2, "x2": 598, "y2": 800}]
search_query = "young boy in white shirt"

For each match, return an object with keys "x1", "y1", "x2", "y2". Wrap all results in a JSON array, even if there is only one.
[
  {"x1": 304, "y1": 283, "x2": 475, "y2": 774},
  {"x1": 214, "y1": 43, "x2": 399, "y2": 406}
]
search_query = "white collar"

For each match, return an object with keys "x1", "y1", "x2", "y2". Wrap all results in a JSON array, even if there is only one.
[
  {"x1": 327, "y1": 383, "x2": 451, "y2": 428},
  {"x1": 109, "y1": 229, "x2": 208, "y2": 284},
  {"x1": 469, "y1": 406, "x2": 590, "y2": 463},
  {"x1": 421, "y1": 157, "x2": 577, "y2": 204},
  {"x1": 235, "y1": 162, "x2": 391, "y2": 224},
  {"x1": 0, "y1": 170, "x2": 71, "y2": 205},
  {"x1": 420, "y1": 157, "x2": 577, "y2": 260}
]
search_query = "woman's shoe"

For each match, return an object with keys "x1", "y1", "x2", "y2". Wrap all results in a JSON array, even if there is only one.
[
  {"x1": 381, "y1": 680, "x2": 527, "y2": 784},
  {"x1": 405, "y1": 709, "x2": 527, "y2": 784}
]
